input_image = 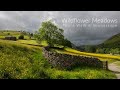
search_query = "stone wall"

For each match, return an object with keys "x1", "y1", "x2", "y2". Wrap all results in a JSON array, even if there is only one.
[
  {"x1": 5, "y1": 36, "x2": 17, "y2": 41},
  {"x1": 42, "y1": 46, "x2": 106, "y2": 69}
]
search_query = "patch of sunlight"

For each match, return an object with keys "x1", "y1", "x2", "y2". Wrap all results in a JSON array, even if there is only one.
[{"x1": 17, "y1": 40, "x2": 39, "y2": 45}]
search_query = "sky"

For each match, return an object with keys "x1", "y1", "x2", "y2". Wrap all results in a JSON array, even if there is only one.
[{"x1": 0, "y1": 11, "x2": 120, "y2": 46}]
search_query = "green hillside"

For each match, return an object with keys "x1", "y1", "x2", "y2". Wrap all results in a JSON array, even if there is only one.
[
  {"x1": 0, "y1": 40, "x2": 48, "y2": 79},
  {"x1": 0, "y1": 30, "x2": 118, "y2": 79},
  {"x1": 0, "y1": 39, "x2": 116, "y2": 79},
  {"x1": 0, "y1": 30, "x2": 30, "y2": 39},
  {"x1": 98, "y1": 33, "x2": 120, "y2": 48},
  {"x1": 77, "y1": 33, "x2": 120, "y2": 54}
]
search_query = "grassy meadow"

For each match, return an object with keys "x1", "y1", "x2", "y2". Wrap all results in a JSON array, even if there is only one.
[
  {"x1": 0, "y1": 31, "x2": 117, "y2": 79},
  {"x1": 0, "y1": 30, "x2": 30, "y2": 39},
  {"x1": 54, "y1": 47, "x2": 120, "y2": 64}
]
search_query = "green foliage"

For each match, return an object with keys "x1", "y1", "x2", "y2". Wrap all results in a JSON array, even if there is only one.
[
  {"x1": 7, "y1": 33, "x2": 10, "y2": 35},
  {"x1": 21, "y1": 31, "x2": 27, "y2": 35},
  {"x1": 34, "y1": 21, "x2": 67, "y2": 47},
  {"x1": 0, "y1": 39, "x2": 116, "y2": 79},
  {"x1": 0, "y1": 30, "x2": 32, "y2": 40},
  {"x1": 0, "y1": 40, "x2": 51, "y2": 79},
  {"x1": 45, "y1": 67, "x2": 116, "y2": 79},
  {"x1": 63, "y1": 39, "x2": 72, "y2": 48},
  {"x1": 18, "y1": 35, "x2": 24, "y2": 39},
  {"x1": 96, "y1": 48, "x2": 120, "y2": 55},
  {"x1": 80, "y1": 33, "x2": 120, "y2": 54},
  {"x1": 28, "y1": 33, "x2": 33, "y2": 39},
  {"x1": 98, "y1": 33, "x2": 120, "y2": 48},
  {"x1": 84, "y1": 45, "x2": 96, "y2": 53}
]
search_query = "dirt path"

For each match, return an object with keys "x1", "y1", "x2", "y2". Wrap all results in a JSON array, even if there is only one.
[{"x1": 108, "y1": 61, "x2": 120, "y2": 79}]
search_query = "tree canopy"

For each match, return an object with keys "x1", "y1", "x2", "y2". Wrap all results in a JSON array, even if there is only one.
[{"x1": 34, "y1": 21, "x2": 72, "y2": 47}]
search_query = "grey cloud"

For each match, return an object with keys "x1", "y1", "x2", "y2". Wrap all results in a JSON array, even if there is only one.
[{"x1": 0, "y1": 11, "x2": 120, "y2": 46}]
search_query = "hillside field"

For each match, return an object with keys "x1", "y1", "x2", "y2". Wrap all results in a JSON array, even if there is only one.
[
  {"x1": 0, "y1": 31, "x2": 118, "y2": 79},
  {"x1": 0, "y1": 30, "x2": 30, "y2": 39},
  {"x1": 0, "y1": 39, "x2": 117, "y2": 79}
]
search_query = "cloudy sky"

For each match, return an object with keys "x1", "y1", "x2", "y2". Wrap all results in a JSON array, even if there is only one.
[{"x1": 0, "y1": 11, "x2": 120, "y2": 46}]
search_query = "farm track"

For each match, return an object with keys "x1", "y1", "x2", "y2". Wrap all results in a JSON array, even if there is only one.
[{"x1": 108, "y1": 61, "x2": 120, "y2": 79}]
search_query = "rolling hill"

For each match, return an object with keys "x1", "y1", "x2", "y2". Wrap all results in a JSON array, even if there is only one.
[
  {"x1": 0, "y1": 30, "x2": 31, "y2": 40},
  {"x1": 97, "y1": 33, "x2": 120, "y2": 48},
  {"x1": 76, "y1": 33, "x2": 120, "y2": 54},
  {"x1": 0, "y1": 39, "x2": 116, "y2": 79},
  {"x1": 0, "y1": 30, "x2": 118, "y2": 79}
]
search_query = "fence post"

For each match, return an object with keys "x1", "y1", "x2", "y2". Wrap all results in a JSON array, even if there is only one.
[{"x1": 106, "y1": 61, "x2": 108, "y2": 70}]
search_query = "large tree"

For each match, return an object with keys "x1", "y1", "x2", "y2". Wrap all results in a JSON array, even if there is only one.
[{"x1": 34, "y1": 21, "x2": 65, "y2": 47}]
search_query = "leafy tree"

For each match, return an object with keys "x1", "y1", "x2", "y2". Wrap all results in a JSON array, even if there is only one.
[
  {"x1": 21, "y1": 31, "x2": 27, "y2": 35},
  {"x1": 28, "y1": 33, "x2": 33, "y2": 39},
  {"x1": 63, "y1": 39, "x2": 72, "y2": 48},
  {"x1": 34, "y1": 21, "x2": 65, "y2": 47},
  {"x1": 110, "y1": 48, "x2": 120, "y2": 55},
  {"x1": 84, "y1": 45, "x2": 96, "y2": 53},
  {"x1": 18, "y1": 35, "x2": 24, "y2": 39},
  {"x1": 7, "y1": 33, "x2": 10, "y2": 35}
]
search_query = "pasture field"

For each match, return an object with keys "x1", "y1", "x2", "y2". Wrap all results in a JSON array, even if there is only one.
[
  {"x1": 0, "y1": 31, "x2": 118, "y2": 79},
  {"x1": 54, "y1": 47, "x2": 120, "y2": 64},
  {"x1": 0, "y1": 39, "x2": 116, "y2": 79},
  {"x1": 0, "y1": 31, "x2": 30, "y2": 39}
]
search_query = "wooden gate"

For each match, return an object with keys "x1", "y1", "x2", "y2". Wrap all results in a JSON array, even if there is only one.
[{"x1": 103, "y1": 61, "x2": 108, "y2": 70}]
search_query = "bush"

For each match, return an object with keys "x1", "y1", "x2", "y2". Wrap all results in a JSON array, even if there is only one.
[{"x1": 18, "y1": 35, "x2": 24, "y2": 39}]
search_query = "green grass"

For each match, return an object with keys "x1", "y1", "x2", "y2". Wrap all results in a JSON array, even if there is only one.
[
  {"x1": 54, "y1": 47, "x2": 120, "y2": 64},
  {"x1": 0, "y1": 31, "x2": 21, "y2": 37},
  {"x1": 0, "y1": 40, "x2": 48, "y2": 79},
  {"x1": 0, "y1": 39, "x2": 117, "y2": 79},
  {"x1": 31, "y1": 40, "x2": 120, "y2": 64},
  {"x1": 14, "y1": 35, "x2": 30, "y2": 40},
  {"x1": 97, "y1": 33, "x2": 120, "y2": 48},
  {"x1": 17, "y1": 40, "x2": 39, "y2": 45},
  {"x1": 0, "y1": 36, "x2": 5, "y2": 39},
  {"x1": 2, "y1": 31, "x2": 21, "y2": 35},
  {"x1": 103, "y1": 33, "x2": 120, "y2": 45},
  {"x1": 45, "y1": 67, "x2": 116, "y2": 79},
  {"x1": 0, "y1": 35, "x2": 30, "y2": 40},
  {"x1": 0, "y1": 31, "x2": 30, "y2": 40},
  {"x1": 40, "y1": 40, "x2": 48, "y2": 46}
]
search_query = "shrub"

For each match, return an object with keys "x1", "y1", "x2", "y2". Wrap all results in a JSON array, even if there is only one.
[{"x1": 18, "y1": 35, "x2": 24, "y2": 39}]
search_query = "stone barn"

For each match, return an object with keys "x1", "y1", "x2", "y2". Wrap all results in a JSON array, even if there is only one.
[{"x1": 5, "y1": 36, "x2": 17, "y2": 41}]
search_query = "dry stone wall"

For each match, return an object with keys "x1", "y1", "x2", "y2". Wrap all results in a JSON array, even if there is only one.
[
  {"x1": 5, "y1": 36, "x2": 17, "y2": 41},
  {"x1": 42, "y1": 46, "x2": 105, "y2": 69}
]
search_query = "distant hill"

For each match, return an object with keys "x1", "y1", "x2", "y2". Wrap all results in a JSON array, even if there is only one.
[
  {"x1": 0, "y1": 30, "x2": 33, "y2": 40},
  {"x1": 97, "y1": 33, "x2": 120, "y2": 48},
  {"x1": 76, "y1": 33, "x2": 120, "y2": 54}
]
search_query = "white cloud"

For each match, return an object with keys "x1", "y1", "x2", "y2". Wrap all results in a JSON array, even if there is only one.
[{"x1": 0, "y1": 12, "x2": 10, "y2": 20}]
